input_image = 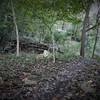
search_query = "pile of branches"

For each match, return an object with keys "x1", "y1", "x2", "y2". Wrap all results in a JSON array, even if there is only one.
[{"x1": 3, "y1": 39, "x2": 62, "y2": 54}]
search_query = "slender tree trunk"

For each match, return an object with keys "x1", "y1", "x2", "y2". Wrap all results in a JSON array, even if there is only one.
[
  {"x1": 51, "y1": 29, "x2": 55, "y2": 63},
  {"x1": 11, "y1": 0, "x2": 19, "y2": 56},
  {"x1": 92, "y1": 7, "x2": 100, "y2": 58},
  {"x1": 80, "y1": 5, "x2": 90, "y2": 57},
  {"x1": 52, "y1": 33, "x2": 55, "y2": 63}
]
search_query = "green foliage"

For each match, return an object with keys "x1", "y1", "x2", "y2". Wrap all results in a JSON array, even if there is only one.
[
  {"x1": 56, "y1": 40, "x2": 80, "y2": 60},
  {"x1": 85, "y1": 32, "x2": 96, "y2": 58},
  {"x1": 0, "y1": 0, "x2": 13, "y2": 47},
  {"x1": 54, "y1": 32, "x2": 66, "y2": 44}
]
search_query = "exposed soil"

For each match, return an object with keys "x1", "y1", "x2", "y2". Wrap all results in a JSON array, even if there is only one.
[{"x1": 0, "y1": 57, "x2": 100, "y2": 100}]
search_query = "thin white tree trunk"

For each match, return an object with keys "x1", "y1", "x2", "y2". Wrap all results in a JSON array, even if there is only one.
[
  {"x1": 52, "y1": 32, "x2": 55, "y2": 63},
  {"x1": 11, "y1": 0, "x2": 19, "y2": 56}
]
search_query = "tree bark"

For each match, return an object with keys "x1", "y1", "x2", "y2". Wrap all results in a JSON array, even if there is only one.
[
  {"x1": 80, "y1": 4, "x2": 91, "y2": 57},
  {"x1": 11, "y1": 0, "x2": 19, "y2": 56},
  {"x1": 50, "y1": 29, "x2": 55, "y2": 63},
  {"x1": 52, "y1": 32, "x2": 55, "y2": 63},
  {"x1": 92, "y1": 7, "x2": 100, "y2": 58}
]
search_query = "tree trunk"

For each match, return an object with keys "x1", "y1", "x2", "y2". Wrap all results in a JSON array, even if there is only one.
[
  {"x1": 80, "y1": 5, "x2": 91, "y2": 57},
  {"x1": 92, "y1": 7, "x2": 100, "y2": 58},
  {"x1": 52, "y1": 34, "x2": 55, "y2": 63},
  {"x1": 11, "y1": 0, "x2": 19, "y2": 57},
  {"x1": 51, "y1": 29, "x2": 55, "y2": 63}
]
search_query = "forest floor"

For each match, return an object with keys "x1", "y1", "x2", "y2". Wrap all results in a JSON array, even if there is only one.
[{"x1": 0, "y1": 54, "x2": 100, "y2": 100}]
